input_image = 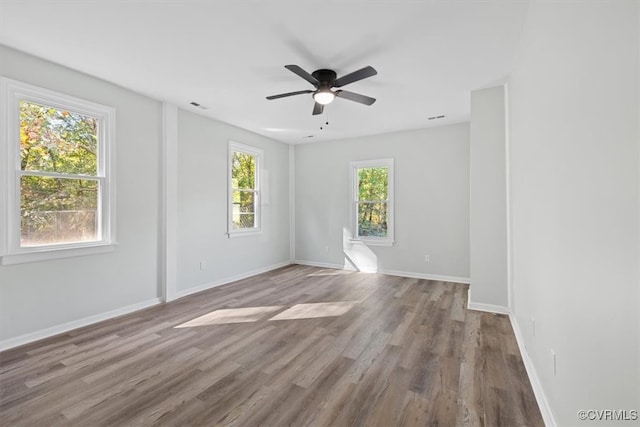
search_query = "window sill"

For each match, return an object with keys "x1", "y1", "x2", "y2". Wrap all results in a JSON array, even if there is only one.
[
  {"x1": 349, "y1": 239, "x2": 395, "y2": 247},
  {"x1": 227, "y1": 229, "x2": 262, "y2": 239},
  {"x1": 0, "y1": 242, "x2": 116, "y2": 266}
]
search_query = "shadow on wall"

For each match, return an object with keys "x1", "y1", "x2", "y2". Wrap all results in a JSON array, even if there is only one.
[{"x1": 342, "y1": 227, "x2": 378, "y2": 273}]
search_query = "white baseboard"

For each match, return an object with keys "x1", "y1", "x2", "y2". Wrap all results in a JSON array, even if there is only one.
[
  {"x1": 380, "y1": 269, "x2": 470, "y2": 284},
  {"x1": 467, "y1": 302, "x2": 511, "y2": 315},
  {"x1": 294, "y1": 259, "x2": 357, "y2": 271},
  {"x1": 294, "y1": 260, "x2": 470, "y2": 284},
  {"x1": 467, "y1": 286, "x2": 510, "y2": 314},
  {"x1": 0, "y1": 297, "x2": 162, "y2": 352},
  {"x1": 173, "y1": 261, "x2": 291, "y2": 300},
  {"x1": 509, "y1": 315, "x2": 558, "y2": 427},
  {"x1": 0, "y1": 262, "x2": 291, "y2": 352}
]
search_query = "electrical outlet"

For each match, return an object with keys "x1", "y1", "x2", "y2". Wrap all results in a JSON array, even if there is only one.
[
  {"x1": 324, "y1": 246, "x2": 329, "y2": 253},
  {"x1": 550, "y1": 349, "x2": 557, "y2": 376},
  {"x1": 424, "y1": 254, "x2": 430, "y2": 262},
  {"x1": 200, "y1": 261, "x2": 207, "y2": 271}
]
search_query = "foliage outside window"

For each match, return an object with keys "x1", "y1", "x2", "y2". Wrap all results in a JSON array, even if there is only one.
[
  {"x1": 0, "y1": 78, "x2": 115, "y2": 264},
  {"x1": 351, "y1": 158, "x2": 394, "y2": 245},
  {"x1": 228, "y1": 142, "x2": 262, "y2": 236},
  {"x1": 20, "y1": 101, "x2": 99, "y2": 246}
]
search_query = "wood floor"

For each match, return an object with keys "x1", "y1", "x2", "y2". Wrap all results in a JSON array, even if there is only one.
[{"x1": 0, "y1": 265, "x2": 544, "y2": 426}]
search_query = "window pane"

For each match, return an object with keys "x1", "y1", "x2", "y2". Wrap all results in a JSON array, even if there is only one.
[
  {"x1": 232, "y1": 190, "x2": 255, "y2": 229},
  {"x1": 358, "y1": 167, "x2": 388, "y2": 201},
  {"x1": 19, "y1": 100, "x2": 98, "y2": 175},
  {"x1": 233, "y1": 214, "x2": 255, "y2": 229},
  {"x1": 21, "y1": 176, "x2": 98, "y2": 246},
  {"x1": 357, "y1": 202, "x2": 388, "y2": 237},
  {"x1": 231, "y1": 152, "x2": 255, "y2": 189}
]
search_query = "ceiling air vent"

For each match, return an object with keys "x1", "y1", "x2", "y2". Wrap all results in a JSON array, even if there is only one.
[{"x1": 190, "y1": 101, "x2": 208, "y2": 110}]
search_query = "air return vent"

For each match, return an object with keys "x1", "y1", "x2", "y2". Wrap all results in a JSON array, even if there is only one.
[{"x1": 190, "y1": 101, "x2": 208, "y2": 110}]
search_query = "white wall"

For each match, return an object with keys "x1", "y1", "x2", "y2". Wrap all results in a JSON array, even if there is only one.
[
  {"x1": 176, "y1": 109, "x2": 290, "y2": 295},
  {"x1": 294, "y1": 124, "x2": 470, "y2": 281},
  {"x1": 0, "y1": 48, "x2": 292, "y2": 347},
  {"x1": 508, "y1": 1, "x2": 639, "y2": 425},
  {"x1": 0, "y1": 46, "x2": 162, "y2": 346},
  {"x1": 469, "y1": 85, "x2": 508, "y2": 308}
]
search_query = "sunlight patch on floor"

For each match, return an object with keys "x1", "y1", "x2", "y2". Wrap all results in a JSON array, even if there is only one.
[
  {"x1": 306, "y1": 270, "x2": 353, "y2": 277},
  {"x1": 268, "y1": 301, "x2": 357, "y2": 321},
  {"x1": 175, "y1": 306, "x2": 283, "y2": 327}
]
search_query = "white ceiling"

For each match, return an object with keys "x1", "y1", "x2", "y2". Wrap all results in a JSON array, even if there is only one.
[{"x1": 0, "y1": 0, "x2": 529, "y2": 144}]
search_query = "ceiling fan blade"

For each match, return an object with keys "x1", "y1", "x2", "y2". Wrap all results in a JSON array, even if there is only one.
[
  {"x1": 335, "y1": 90, "x2": 376, "y2": 106},
  {"x1": 285, "y1": 65, "x2": 319, "y2": 86},
  {"x1": 333, "y1": 66, "x2": 377, "y2": 88},
  {"x1": 266, "y1": 90, "x2": 313, "y2": 100},
  {"x1": 312, "y1": 102, "x2": 324, "y2": 115}
]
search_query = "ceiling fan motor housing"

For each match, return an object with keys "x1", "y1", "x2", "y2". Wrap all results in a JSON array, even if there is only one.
[{"x1": 311, "y1": 69, "x2": 337, "y2": 88}]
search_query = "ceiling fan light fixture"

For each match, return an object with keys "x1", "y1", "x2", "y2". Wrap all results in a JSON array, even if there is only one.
[{"x1": 313, "y1": 89, "x2": 335, "y2": 105}]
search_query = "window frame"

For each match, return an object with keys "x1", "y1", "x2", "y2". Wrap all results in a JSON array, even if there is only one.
[
  {"x1": 350, "y1": 158, "x2": 395, "y2": 246},
  {"x1": 0, "y1": 77, "x2": 116, "y2": 265},
  {"x1": 227, "y1": 141, "x2": 262, "y2": 237}
]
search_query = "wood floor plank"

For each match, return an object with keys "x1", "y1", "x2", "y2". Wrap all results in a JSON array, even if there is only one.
[{"x1": 0, "y1": 265, "x2": 544, "y2": 426}]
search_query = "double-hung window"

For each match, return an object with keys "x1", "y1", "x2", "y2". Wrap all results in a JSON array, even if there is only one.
[
  {"x1": 350, "y1": 158, "x2": 394, "y2": 246},
  {"x1": 0, "y1": 78, "x2": 115, "y2": 265},
  {"x1": 228, "y1": 141, "x2": 262, "y2": 236}
]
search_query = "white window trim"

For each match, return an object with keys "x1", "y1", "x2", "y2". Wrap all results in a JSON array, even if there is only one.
[
  {"x1": 0, "y1": 77, "x2": 116, "y2": 265},
  {"x1": 227, "y1": 141, "x2": 262, "y2": 238},
  {"x1": 350, "y1": 158, "x2": 395, "y2": 246}
]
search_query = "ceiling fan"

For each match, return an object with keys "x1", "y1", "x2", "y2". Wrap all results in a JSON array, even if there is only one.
[{"x1": 266, "y1": 65, "x2": 377, "y2": 115}]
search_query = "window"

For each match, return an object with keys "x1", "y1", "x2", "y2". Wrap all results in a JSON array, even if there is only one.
[
  {"x1": 228, "y1": 141, "x2": 262, "y2": 236},
  {"x1": 350, "y1": 158, "x2": 394, "y2": 245},
  {"x1": 0, "y1": 78, "x2": 115, "y2": 265}
]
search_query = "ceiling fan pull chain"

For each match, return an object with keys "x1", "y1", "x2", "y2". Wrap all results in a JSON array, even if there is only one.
[{"x1": 321, "y1": 112, "x2": 330, "y2": 130}]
